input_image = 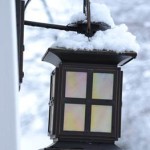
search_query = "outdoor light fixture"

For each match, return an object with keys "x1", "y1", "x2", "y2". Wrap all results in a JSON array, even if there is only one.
[
  {"x1": 41, "y1": 1, "x2": 137, "y2": 149},
  {"x1": 42, "y1": 48, "x2": 137, "y2": 150},
  {"x1": 20, "y1": 0, "x2": 138, "y2": 149}
]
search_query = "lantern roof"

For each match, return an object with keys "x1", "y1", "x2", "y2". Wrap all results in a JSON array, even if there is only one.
[{"x1": 42, "y1": 48, "x2": 137, "y2": 67}]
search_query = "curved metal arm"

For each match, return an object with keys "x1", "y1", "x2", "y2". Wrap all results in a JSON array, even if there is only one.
[{"x1": 24, "y1": 0, "x2": 31, "y2": 10}]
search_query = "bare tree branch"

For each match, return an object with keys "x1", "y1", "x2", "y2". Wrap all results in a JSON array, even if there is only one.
[{"x1": 41, "y1": 0, "x2": 53, "y2": 23}]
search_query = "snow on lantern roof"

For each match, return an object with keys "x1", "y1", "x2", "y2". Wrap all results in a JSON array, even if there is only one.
[
  {"x1": 51, "y1": 3, "x2": 140, "y2": 53},
  {"x1": 70, "y1": 3, "x2": 115, "y2": 27}
]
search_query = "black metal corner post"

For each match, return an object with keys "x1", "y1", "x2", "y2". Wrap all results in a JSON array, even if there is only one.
[{"x1": 16, "y1": 0, "x2": 25, "y2": 88}]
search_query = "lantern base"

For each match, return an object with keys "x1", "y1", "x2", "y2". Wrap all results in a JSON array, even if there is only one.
[{"x1": 42, "y1": 141, "x2": 121, "y2": 150}]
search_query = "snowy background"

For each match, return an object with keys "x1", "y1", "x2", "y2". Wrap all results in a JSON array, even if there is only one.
[{"x1": 20, "y1": 0, "x2": 150, "y2": 150}]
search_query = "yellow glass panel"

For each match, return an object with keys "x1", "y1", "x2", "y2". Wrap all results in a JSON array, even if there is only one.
[
  {"x1": 91, "y1": 105, "x2": 112, "y2": 133},
  {"x1": 52, "y1": 74, "x2": 55, "y2": 98},
  {"x1": 92, "y1": 73, "x2": 114, "y2": 100},
  {"x1": 63, "y1": 104, "x2": 85, "y2": 131},
  {"x1": 49, "y1": 105, "x2": 54, "y2": 134},
  {"x1": 65, "y1": 72, "x2": 87, "y2": 98}
]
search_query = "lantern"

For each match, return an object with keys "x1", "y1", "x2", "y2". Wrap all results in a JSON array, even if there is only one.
[
  {"x1": 23, "y1": 0, "x2": 138, "y2": 149},
  {"x1": 42, "y1": 48, "x2": 137, "y2": 150}
]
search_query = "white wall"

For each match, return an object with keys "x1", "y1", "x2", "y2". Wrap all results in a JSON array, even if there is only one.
[{"x1": 0, "y1": 0, "x2": 19, "y2": 150}]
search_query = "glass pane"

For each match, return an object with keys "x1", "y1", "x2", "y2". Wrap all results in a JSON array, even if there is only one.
[
  {"x1": 63, "y1": 104, "x2": 85, "y2": 131},
  {"x1": 91, "y1": 105, "x2": 112, "y2": 133},
  {"x1": 65, "y1": 72, "x2": 87, "y2": 98},
  {"x1": 92, "y1": 73, "x2": 114, "y2": 100},
  {"x1": 49, "y1": 105, "x2": 54, "y2": 134},
  {"x1": 51, "y1": 74, "x2": 55, "y2": 98}
]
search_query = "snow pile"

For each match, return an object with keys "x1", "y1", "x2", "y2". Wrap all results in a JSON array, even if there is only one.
[
  {"x1": 90, "y1": 3, "x2": 115, "y2": 27},
  {"x1": 70, "y1": 3, "x2": 115, "y2": 27},
  {"x1": 52, "y1": 3, "x2": 140, "y2": 52},
  {"x1": 70, "y1": 12, "x2": 86, "y2": 23},
  {"x1": 52, "y1": 24, "x2": 139, "y2": 52}
]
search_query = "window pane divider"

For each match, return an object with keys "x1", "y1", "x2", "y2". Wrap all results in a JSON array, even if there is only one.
[
  {"x1": 64, "y1": 98, "x2": 86, "y2": 104},
  {"x1": 90, "y1": 100, "x2": 115, "y2": 106},
  {"x1": 85, "y1": 70, "x2": 93, "y2": 133}
]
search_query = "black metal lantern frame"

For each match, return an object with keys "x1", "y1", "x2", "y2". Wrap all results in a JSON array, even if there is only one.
[
  {"x1": 43, "y1": 48, "x2": 137, "y2": 150},
  {"x1": 51, "y1": 64, "x2": 122, "y2": 143}
]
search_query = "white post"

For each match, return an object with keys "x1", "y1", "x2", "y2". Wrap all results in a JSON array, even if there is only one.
[{"x1": 0, "y1": 0, "x2": 19, "y2": 150}]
